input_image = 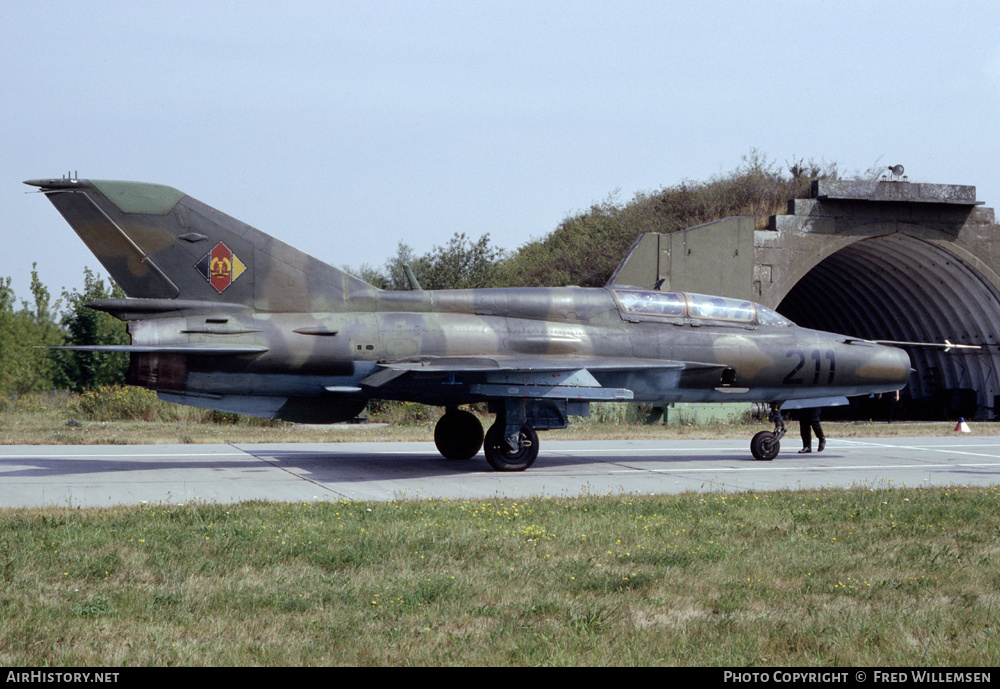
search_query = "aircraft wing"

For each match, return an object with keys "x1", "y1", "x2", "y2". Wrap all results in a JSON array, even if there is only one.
[{"x1": 357, "y1": 355, "x2": 726, "y2": 402}]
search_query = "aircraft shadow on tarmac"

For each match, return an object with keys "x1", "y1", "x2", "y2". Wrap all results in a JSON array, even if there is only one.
[
  {"x1": 240, "y1": 446, "x2": 766, "y2": 482},
  {"x1": 0, "y1": 445, "x2": 764, "y2": 483},
  {"x1": 0, "y1": 456, "x2": 268, "y2": 480}
]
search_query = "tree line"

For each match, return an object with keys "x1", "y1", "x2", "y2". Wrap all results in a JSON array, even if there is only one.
[
  {"x1": 2, "y1": 153, "x2": 836, "y2": 397},
  {"x1": 0, "y1": 267, "x2": 129, "y2": 397}
]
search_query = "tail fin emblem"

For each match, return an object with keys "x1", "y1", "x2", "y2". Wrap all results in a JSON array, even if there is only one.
[{"x1": 195, "y1": 241, "x2": 247, "y2": 293}]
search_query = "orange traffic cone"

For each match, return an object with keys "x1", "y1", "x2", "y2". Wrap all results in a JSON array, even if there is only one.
[{"x1": 955, "y1": 418, "x2": 971, "y2": 433}]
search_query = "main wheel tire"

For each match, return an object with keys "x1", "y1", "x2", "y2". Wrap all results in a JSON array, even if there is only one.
[
  {"x1": 750, "y1": 431, "x2": 780, "y2": 461},
  {"x1": 483, "y1": 423, "x2": 539, "y2": 472},
  {"x1": 434, "y1": 409, "x2": 484, "y2": 460}
]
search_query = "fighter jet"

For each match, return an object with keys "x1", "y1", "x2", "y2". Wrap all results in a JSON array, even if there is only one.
[{"x1": 25, "y1": 177, "x2": 911, "y2": 470}]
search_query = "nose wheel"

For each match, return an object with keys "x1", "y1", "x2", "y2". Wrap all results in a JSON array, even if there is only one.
[
  {"x1": 750, "y1": 431, "x2": 781, "y2": 461},
  {"x1": 750, "y1": 403, "x2": 786, "y2": 461}
]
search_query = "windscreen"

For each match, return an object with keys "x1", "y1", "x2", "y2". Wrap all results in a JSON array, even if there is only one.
[
  {"x1": 685, "y1": 293, "x2": 755, "y2": 322},
  {"x1": 613, "y1": 289, "x2": 794, "y2": 326},
  {"x1": 614, "y1": 290, "x2": 686, "y2": 316}
]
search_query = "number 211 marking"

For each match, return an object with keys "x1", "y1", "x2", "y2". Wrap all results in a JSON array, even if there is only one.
[{"x1": 783, "y1": 349, "x2": 836, "y2": 385}]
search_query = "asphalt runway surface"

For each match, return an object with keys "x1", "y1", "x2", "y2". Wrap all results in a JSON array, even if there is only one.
[{"x1": 1, "y1": 435, "x2": 998, "y2": 508}]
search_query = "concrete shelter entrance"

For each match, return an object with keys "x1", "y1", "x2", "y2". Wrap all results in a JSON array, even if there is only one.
[{"x1": 611, "y1": 178, "x2": 1000, "y2": 419}]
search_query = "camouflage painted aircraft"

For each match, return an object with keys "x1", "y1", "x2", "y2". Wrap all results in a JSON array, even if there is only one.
[{"x1": 25, "y1": 177, "x2": 911, "y2": 470}]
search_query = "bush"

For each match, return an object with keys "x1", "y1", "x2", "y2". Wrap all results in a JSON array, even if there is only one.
[
  {"x1": 366, "y1": 400, "x2": 442, "y2": 426},
  {"x1": 77, "y1": 385, "x2": 172, "y2": 422}
]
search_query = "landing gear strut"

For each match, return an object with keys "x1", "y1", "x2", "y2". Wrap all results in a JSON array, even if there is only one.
[
  {"x1": 750, "y1": 402, "x2": 785, "y2": 461},
  {"x1": 433, "y1": 408, "x2": 484, "y2": 460},
  {"x1": 480, "y1": 399, "x2": 540, "y2": 471}
]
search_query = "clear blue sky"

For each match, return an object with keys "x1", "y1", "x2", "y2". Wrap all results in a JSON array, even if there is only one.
[{"x1": 2, "y1": 1, "x2": 998, "y2": 301}]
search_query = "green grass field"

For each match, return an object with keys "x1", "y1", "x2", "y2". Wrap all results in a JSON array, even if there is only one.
[{"x1": 1, "y1": 487, "x2": 998, "y2": 666}]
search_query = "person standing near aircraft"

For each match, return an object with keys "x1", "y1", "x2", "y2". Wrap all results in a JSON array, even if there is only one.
[{"x1": 798, "y1": 407, "x2": 826, "y2": 453}]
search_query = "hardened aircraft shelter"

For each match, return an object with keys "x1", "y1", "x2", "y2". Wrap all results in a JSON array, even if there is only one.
[{"x1": 610, "y1": 177, "x2": 1000, "y2": 420}]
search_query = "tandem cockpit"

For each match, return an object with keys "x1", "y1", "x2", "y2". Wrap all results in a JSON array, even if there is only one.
[{"x1": 611, "y1": 289, "x2": 793, "y2": 327}]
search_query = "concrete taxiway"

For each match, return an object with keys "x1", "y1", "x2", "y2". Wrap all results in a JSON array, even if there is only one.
[{"x1": 0, "y1": 435, "x2": 998, "y2": 508}]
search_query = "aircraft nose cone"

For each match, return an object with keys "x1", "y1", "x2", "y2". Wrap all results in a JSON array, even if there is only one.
[
  {"x1": 879, "y1": 345, "x2": 913, "y2": 388},
  {"x1": 894, "y1": 348, "x2": 912, "y2": 384},
  {"x1": 894, "y1": 346, "x2": 913, "y2": 383}
]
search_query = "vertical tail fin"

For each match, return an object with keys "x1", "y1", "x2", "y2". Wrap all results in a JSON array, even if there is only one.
[{"x1": 25, "y1": 178, "x2": 378, "y2": 312}]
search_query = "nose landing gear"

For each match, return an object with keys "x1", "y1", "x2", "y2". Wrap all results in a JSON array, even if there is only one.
[{"x1": 750, "y1": 402, "x2": 786, "y2": 461}]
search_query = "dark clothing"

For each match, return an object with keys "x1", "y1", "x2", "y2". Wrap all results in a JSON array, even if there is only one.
[{"x1": 799, "y1": 407, "x2": 825, "y2": 449}]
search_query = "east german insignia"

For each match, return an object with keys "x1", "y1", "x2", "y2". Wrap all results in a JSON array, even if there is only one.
[{"x1": 195, "y1": 241, "x2": 247, "y2": 293}]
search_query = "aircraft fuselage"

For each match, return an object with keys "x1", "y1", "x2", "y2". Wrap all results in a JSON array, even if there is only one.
[{"x1": 111, "y1": 286, "x2": 911, "y2": 421}]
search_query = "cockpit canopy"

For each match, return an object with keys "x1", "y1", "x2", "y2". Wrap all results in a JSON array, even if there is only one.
[{"x1": 612, "y1": 289, "x2": 793, "y2": 326}]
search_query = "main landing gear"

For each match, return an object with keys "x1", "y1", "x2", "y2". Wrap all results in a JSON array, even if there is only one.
[
  {"x1": 433, "y1": 408, "x2": 484, "y2": 461},
  {"x1": 750, "y1": 402, "x2": 786, "y2": 461},
  {"x1": 432, "y1": 406, "x2": 541, "y2": 472},
  {"x1": 483, "y1": 422, "x2": 538, "y2": 472}
]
